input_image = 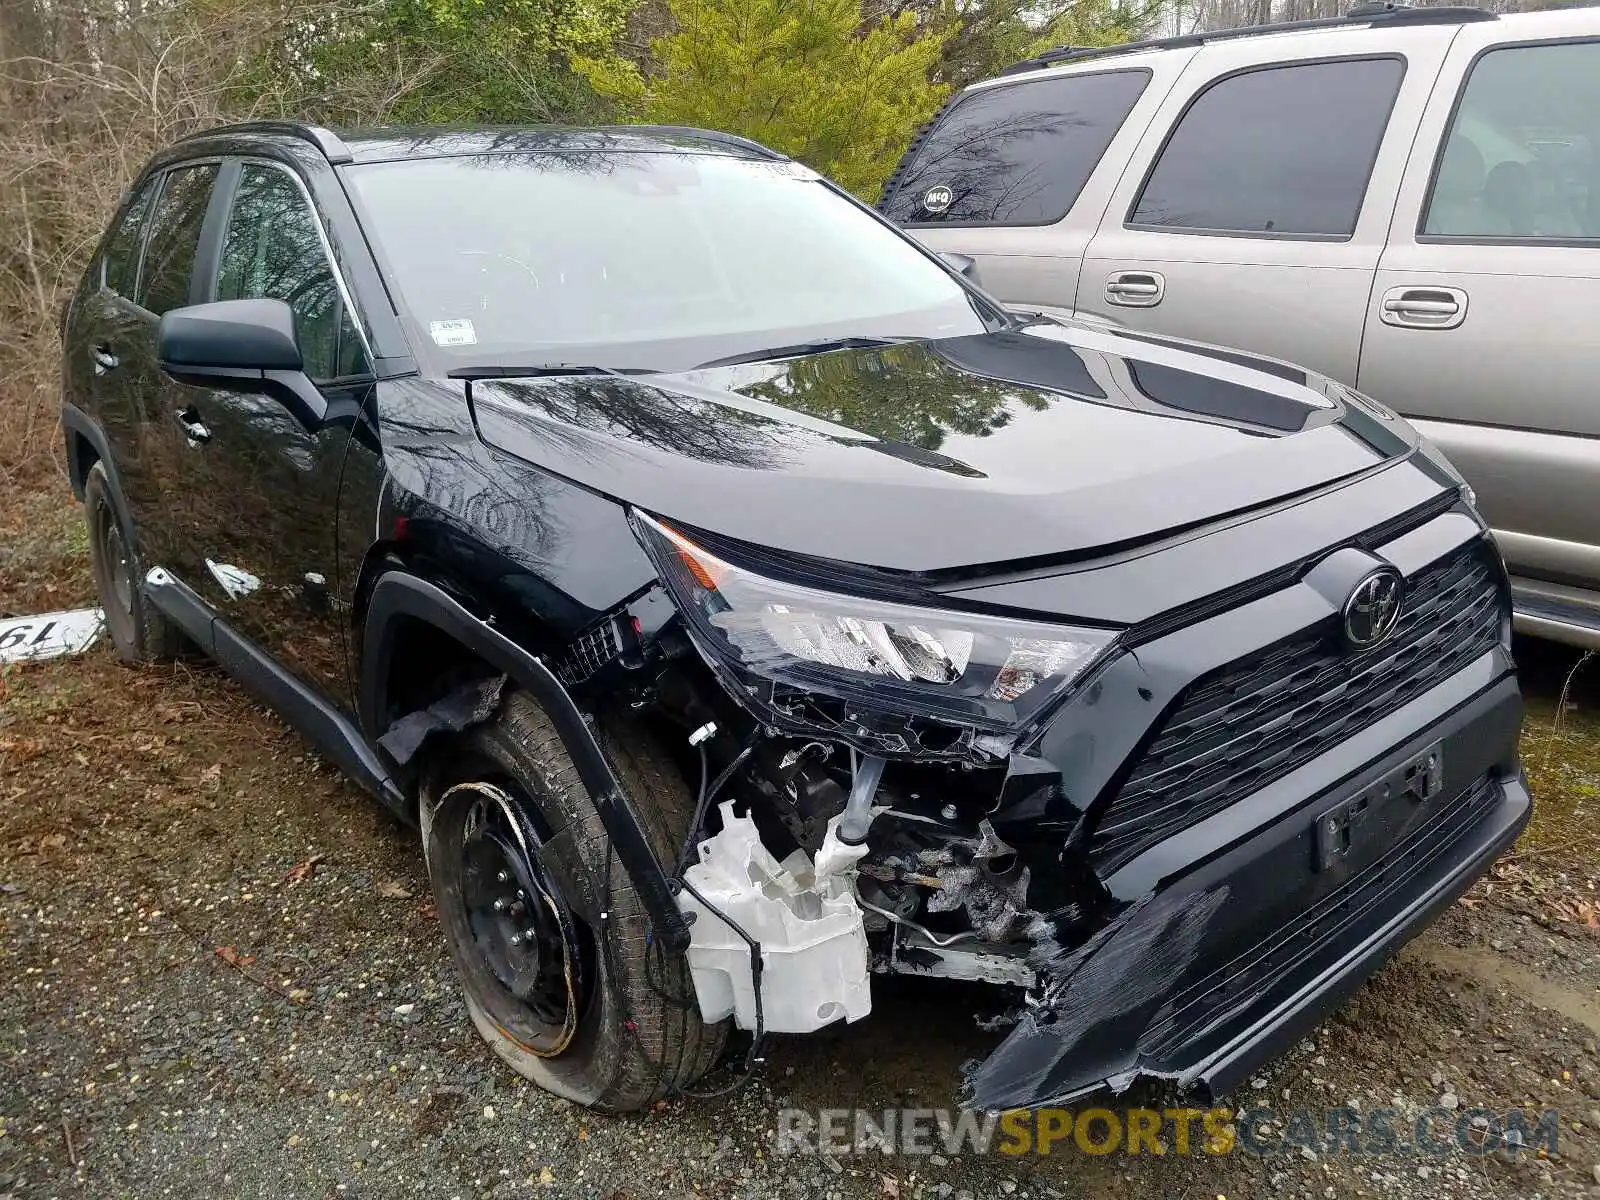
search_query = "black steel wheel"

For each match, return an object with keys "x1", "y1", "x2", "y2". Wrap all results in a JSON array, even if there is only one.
[
  {"x1": 450, "y1": 780, "x2": 587, "y2": 1056},
  {"x1": 83, "y1": 461, "x2": 185, "y2": 663},
  {"x1": 423, "y1": 690, "x2": 727, "y2": 1113}
]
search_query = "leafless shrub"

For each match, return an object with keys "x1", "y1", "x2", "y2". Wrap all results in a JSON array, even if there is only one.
[{"x1": 0, "y1": 0, "x2": 361, "y2": 490}]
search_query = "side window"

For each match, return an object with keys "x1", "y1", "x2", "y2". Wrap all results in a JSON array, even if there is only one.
[
  {"x1": 1131, "y1": 58, "x2": 1405, "y2": 238},
  {"x1": 138, "y1": 163, "x2": 220, "y2": 315},
  {"x1": 881, "y1": 70, "x2": 1151, "y2": 226},
  {"x1": 103, "y1": 176, "x2": 160, "y2": 297},
  {"x1": 217, "y1": 164, "x2": 366, "y2": 380},
  {"x1": 1423, "y1": 41, "x2": 1600, "y2": 240}
]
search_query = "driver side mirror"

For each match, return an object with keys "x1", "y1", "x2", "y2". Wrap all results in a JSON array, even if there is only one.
[{"x1": 158, "y1": 298, "x2": 328, "y2": 425}]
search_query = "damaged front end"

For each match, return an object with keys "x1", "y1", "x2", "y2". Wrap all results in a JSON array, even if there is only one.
[{"x1": 554, "y1": 504, "x2": 1528, "y2": 1111}]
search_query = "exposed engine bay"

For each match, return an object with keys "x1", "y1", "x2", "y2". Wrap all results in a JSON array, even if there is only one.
[
  {"x1": 676, "y1": 730, "x2": 1056, "y2": 1033},
  {"x1": 557, "y1": 578, "x2": 1109, "y2": 1055}
]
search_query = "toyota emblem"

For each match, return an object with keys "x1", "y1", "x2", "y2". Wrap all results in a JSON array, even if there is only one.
[
  {"x1": 1342, "y1": 567, "x2": 1404, "y2": 651},
  {"x1": 922, "y1": 184, "x2": 954, "y2": 214}
]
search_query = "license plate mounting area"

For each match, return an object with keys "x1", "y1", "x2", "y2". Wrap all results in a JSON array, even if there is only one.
[{"x1": 1313, "y1": 740, "x2": 1444, "y2": 872}]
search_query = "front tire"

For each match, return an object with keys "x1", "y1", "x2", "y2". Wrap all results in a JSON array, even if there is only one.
[
  {"x1": 83, "y1": 461, "x2": 185, "y2": 664},
  {"x1": 422, "y1": 689, "x2": 727, "y2": 1112}
]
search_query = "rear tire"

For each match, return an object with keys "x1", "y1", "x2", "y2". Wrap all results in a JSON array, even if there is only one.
[
  {"x1": 422, "y1": 689, "x2": 727, "y2": 1112},
  {"x1": 83, "y1": 461, "x2": 185, "y2": 664}
]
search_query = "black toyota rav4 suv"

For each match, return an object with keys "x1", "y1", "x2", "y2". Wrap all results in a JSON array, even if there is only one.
[{"x1": 61, "y1": 121, "x2": 1528, "y2": 1113}]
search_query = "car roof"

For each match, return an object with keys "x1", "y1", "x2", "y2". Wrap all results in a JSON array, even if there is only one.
[
  {"x1": 991, "y1": 2, "x2": 1503, "y2": 83},
  {"x1": 170, "y1": 122, "x2": 785, "y2": 167}
]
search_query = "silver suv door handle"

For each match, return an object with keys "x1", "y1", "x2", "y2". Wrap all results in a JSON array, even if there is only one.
[
  {"x1": 1380, "y1": 286, "x2": 1467, "y2": 329},
  {"x1": 1105, "y1": 271, "x2": 1165, "y2": 307}
]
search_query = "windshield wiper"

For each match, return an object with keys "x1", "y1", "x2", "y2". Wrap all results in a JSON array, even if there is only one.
[
  {"x1": 447, "y1": 364, "x2": 662, "y2": 381},
  {"x1": 694, "y1": 335, "x2": 915, "y2": 370},
  {"x1": 447, "y1": 364, "x2": 661, "y2": 381}
]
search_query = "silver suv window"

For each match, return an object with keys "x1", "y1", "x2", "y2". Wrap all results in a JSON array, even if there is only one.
[
  {"x1": 880, "y1": 70, "x2": 1151, "y2": 227},
  {"x1": 1130, "y1": 57, "x2": 1404, "y2": 238},
  {"x1": 1423, "y1": 40, "x2": 1600, "y2": 240}
]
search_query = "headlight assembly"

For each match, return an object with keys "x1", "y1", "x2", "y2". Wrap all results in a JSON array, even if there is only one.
[{"x1": 632, "y1": 511, "x2": 1118, "y2": 739}]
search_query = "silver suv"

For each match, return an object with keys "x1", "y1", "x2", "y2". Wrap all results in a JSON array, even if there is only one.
[{"x1": 882, "y1": 3, "x2": 1600, "y2": 648}]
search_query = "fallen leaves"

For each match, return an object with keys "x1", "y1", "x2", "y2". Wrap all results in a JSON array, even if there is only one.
[
  {"x1": 214, "y1": 945, "x2": 256, "y2": 968},
  {"x1": 880, "y1": 1174, "x2": 900, "y2": 1197},
  {"x1": 1548, "y1": 896, "x2": 1600, "y2": 929},
  {"x1": 1479, "y1": 859, "x2": 1600, "y2": 934},
  {"x1": 285, "y1": 853, "x2": 325, "y2": 887},
  {"x1": 0, "y1": 736, "x2": 45, "y2": 763}
]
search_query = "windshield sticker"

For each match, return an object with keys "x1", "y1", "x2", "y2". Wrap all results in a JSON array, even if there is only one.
[{"x1": 429, "y1": 318, "x2": 478, "y2": 347}]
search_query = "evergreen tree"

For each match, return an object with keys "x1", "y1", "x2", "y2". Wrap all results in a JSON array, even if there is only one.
[
  {"x1": 610, "y1": 0, "x2": 950, "y2": 199},
  {"x1": 915, "y1": 0, "x2": 1160, "y2": 88},
  {"x1": 249, "y1": 0, "x2": 629, "y2": 126}
]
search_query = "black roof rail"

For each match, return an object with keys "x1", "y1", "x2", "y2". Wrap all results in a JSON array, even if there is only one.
[
  {"x1": 621, "y1": 125, "x2": 787, "y2": 160},
  {"x1": 998, "y1": 3, "x2": 1495, "y2": 76},
  {"x1": 176, "y1": 120, "x2": 354, "y2": 164}
]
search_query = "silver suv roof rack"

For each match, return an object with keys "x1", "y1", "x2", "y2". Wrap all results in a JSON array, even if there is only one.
[{"x1": 999, "y1": 2, "x2": 1496, "y2": 76}]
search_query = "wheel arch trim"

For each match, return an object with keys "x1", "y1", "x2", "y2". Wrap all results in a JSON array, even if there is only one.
[
  {"x1": 61, "y1": 402, "x2": 124, "y2": 507},
  {"x1": 361, "y1": 571, "x2": 692, "y2": 952}
]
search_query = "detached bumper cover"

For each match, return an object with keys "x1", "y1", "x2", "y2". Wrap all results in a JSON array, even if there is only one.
[{"x1": 967, "y1": 664, "x2": 1526, "y2": 1110}]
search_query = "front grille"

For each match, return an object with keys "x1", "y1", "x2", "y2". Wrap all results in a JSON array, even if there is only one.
[
  {"x1": 1093, "y1": 541, "x2": 1503, "y2": 870},
  {"x1": 1137, "y1": 771, "x2": 1500, "y2": 1059}
]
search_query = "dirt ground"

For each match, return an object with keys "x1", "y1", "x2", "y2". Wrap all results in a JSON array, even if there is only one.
[{"x1": 3, "y1": 483, "x2": 1599, "y2": 1200}]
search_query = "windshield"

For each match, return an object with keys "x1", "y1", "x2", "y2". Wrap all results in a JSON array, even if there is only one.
[{"x1": 342, "y1": 151, "x2": 996, "y2": 373}]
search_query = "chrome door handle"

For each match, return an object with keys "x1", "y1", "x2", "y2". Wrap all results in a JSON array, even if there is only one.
[
  {"x1": 1379, "y1": 286, "x2": 1467, "y2": 329},
  {"x1": 90, "y1": 345, "x2": 119, "y2": 374},
  {"x1": 175, "y1": 408, "x2": 211, "y2": 444},
  {"x1": 1105, "y1": 271, "x2": 1165, "y2": 307},
  {"x1": 1384, "y1": 299, "x2": 1457, "y2": 314}
]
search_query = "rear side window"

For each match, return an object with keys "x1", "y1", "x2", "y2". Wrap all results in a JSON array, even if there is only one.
[
  {"x1": 103, "y1": 176, "x2": 159, "y2": 297},
  {"x1": 1130, "y1": 58, "x2": 1404, "y2": 238},
  {"x1": 881, "y1": 70, "x2": 1151, "y2": 226},
  {"x1": 1422, "y1": 40, "x2": 1600, "y2": 240},
  {"x1": 138, "y1": 163, "x2": 219, "y2": 315}
]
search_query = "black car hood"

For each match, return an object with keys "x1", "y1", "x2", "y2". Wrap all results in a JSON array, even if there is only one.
[{"x1": 467, "y1": 323, "x2": 1408, "y2": 574}]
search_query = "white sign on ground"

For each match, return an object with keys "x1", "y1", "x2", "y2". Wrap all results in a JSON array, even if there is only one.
[{"x1": 0, "y1": 608, "x2": 104, "y2": 664}]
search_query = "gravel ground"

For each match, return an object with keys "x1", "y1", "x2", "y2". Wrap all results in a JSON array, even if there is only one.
[{"x1": 2, "y1": 490, "x2": 1599, "y2": 1200}]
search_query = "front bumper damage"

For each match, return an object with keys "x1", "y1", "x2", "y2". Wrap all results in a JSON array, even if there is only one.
[
  {"x1": 560, "y1": 478, "x2": 1525, "y2": 1112},
  {"x1": 965, "y1": 662, "x2": 1526, "y2": 1111}
]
